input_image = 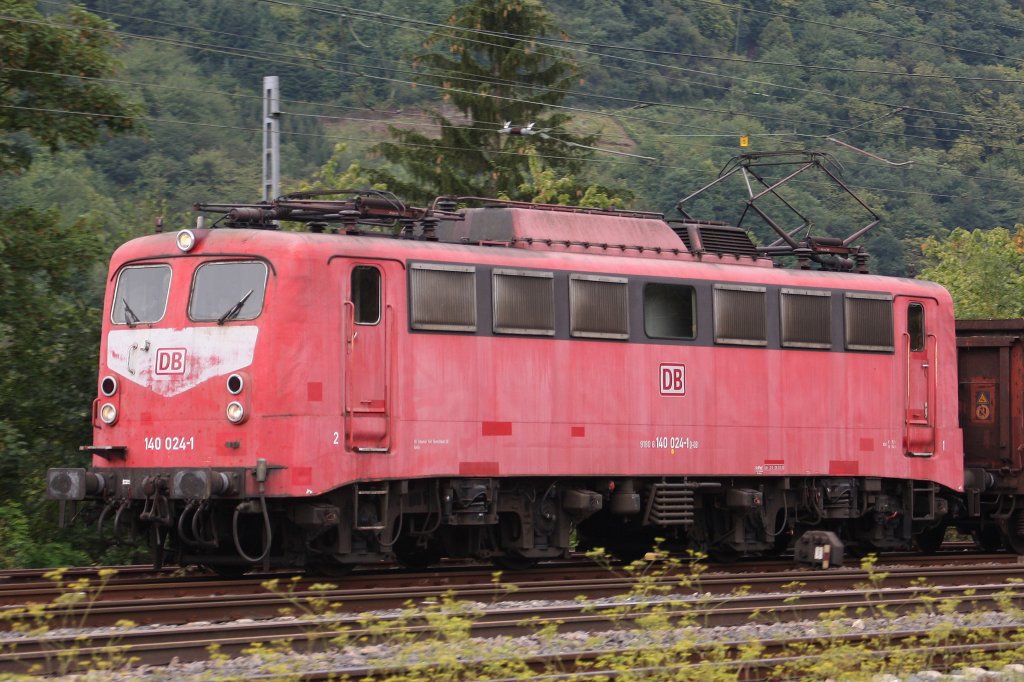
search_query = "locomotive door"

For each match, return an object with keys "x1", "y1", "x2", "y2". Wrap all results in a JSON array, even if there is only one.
[
  {"x1": 898, "y1": 296, "x2": 937, "y2": 457},
  {"x1": 341, "y1": 262, "x2": 391, "y2": 452}
]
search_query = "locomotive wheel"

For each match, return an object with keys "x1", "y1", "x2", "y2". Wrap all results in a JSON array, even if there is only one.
[
  {"x1": 306, "y1": 560, "x2": 354, "y2": 578},
  {"x1": 1004, "y1": 511, "x2": 1024, "y2": 555},
  {"x1": 971, "y1": 526, "x2": 1003, "y2": 552},
  {"x1": 913, "y1": 524, "x2": 946, "y2": 554},
  {"x1": 394, "y1": 542, "x2": 442, "y2": 570},
  {"x1": 206, "y1": 564, "x2": 250, "y2": 579},
  {"x1": 492, "y1": 552, "x2": 538, "y2": 571}
]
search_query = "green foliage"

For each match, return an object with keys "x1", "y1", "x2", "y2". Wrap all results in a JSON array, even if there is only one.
[
  {"x1": 0, "y1": 0, "x2": 139, "y2": 173},
  {"x1": 919, "y1": 226, "x2": 1024, "y2": 318},
  {"x1": 292, "y1": 143, "x2": 383, "y2": 194},
  {"x1": 0, "y1": 501, "x2": 89, "y2": 569},
  {"x1": 372, "y1": 0, "x2": 597, "y2": 202},
  {"x1": 0, "y1": 206, "x2": 109, "y2": 566},
  {"x1": 517, "y1": 147, "x2": 627, "y2": 207},
  {"x1": 0, "y1": 568, "x2": 137, "y2": 675}
]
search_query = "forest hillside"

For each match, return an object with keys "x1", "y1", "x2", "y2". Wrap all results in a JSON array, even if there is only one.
[{"x1": 3, "y1": 0, "x2": 1024, "y2": 564}]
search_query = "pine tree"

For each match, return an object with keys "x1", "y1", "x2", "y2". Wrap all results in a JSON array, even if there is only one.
[{"x1": 372, "y1": 0, "x2": 595, "y2": 202}]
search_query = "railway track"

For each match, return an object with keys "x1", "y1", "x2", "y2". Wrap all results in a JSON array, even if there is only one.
[
  {"x1": 2, "y1": 552, "x2": 1024, "y2": 677},
  {"x1": 2, "y1": 552, "x2": 1022, "y2": 628}
]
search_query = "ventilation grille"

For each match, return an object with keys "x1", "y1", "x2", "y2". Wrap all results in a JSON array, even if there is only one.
[
  {"x1": 844, "y1": 293, "x2": 893, "y2": 352},
  {"x1": 781, "y1": 288, "x2": 831, "y2": 349},
  {"x1": 569, "y1": 274, "x2": 629, "y2": 339},
  {"x1": 410, "y1": 264, "x2": 477, "y2": 332},
  {"x1": 714, "y1": 284, "x2": 767, "y2": 346},
  {"x1": 493, "y1": 269, "x2": 555, "y2": 336},
  {"x1": 672, "y1": 222, "x2": 760, "y2": 257}
]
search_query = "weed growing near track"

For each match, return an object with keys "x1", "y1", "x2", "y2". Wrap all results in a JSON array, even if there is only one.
[
  {"x1": 2, "y1": 555, "x2": 1024, "y2": 680},
  {"x1": 0, "y1": 568, "x2": 137, "y2": 677}
]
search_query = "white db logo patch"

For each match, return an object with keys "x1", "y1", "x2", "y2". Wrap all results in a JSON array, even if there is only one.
[
  {"x1": 660, "y1": 364, "x2": 685, "y2": 396},
  {"x1": 155, "y1": 348, "x2": 187, "y2": 375}
]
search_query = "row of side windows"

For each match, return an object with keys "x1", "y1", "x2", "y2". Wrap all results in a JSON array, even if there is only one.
[{"x1": 403, "y1": 263, "x2": 896, "y2": 352}]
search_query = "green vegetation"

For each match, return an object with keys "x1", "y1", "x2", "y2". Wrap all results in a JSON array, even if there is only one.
[
  {"x1": 371, "y1": 0, "x2": 599, "y2": 202},
  {"x1": 3, "y1": 556, "x2": 1024, "y2": 678},
  {"x1": 5, "y1": 1, "x2": 1024, "y2": 566},
  {"x1": 919, "y1": 225, "x2": 1024, "y2": 318}
]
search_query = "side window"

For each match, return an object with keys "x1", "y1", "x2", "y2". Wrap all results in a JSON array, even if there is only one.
[
  {"x1": 781, "y1": 288, "x2": 831, "y2": 349},
  {"x1": 569, "y1": 274, "x2": 629, "y2": 339},
  {"x1": 189, "y1": 260, "x2": 268, "y2": 322},
  {"x1": 644, "y1": 282, "x2": 696, "y2": 340},
  {"x1": 713, "y1": 284, "x2": 766, "y2": 346},
  {"x1": 844, "y1": 293, "x2": 894, "y2": 352},
  {"x1": 352, "y1": 266, "x2": 381, "y2": 325},
  {"x1": 410, "y1": 263, "x2": 477, "y2": 332},
  {"x1": 111, "y1": 264, "x2": 172, "y2": 325},
  {"x1": 493, "y1": 269, "x2": 555, "y2": 336},
  {"x1": 908, "y1": 302, "x2": 925, "y2": 352}
]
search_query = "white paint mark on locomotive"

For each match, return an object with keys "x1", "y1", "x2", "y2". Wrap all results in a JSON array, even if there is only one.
[
  {"x1": 107, "y1": 327, "x2": 259, "y2": 397},
  {"x1": 413, "y1": 438, "x2": 450, "y2": 450},
  {"x1": 659, "y1": 363, "x2": 685, "y2": 396},
  {"x1": 639, "y1": 436, "x2": 699, "y2": 450}
]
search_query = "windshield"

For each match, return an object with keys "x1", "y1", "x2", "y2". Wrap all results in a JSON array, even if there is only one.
[
  {"x1": 111, "y1": 265, "x2": 172, "y2": 325},
  {"x1": 189, "y1": 260, "x2": 268, "y2": 322}
]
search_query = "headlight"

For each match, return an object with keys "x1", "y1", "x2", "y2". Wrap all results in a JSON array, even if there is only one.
[
  {"x1": 100, "y1": 375, "x2": 118, "y2": 397},
  {"x1": 226, "y1": 401, "x2": 246, "y2": 424},
  {"x1": 226, "y1": 373, "x2": 244, "y2": 395},
  {"x1": 99, "y1": 403, "x2": 118, "y2": 425},
  {"x1": 176, "y1": 229, "x2": 196, "y2": 252}
]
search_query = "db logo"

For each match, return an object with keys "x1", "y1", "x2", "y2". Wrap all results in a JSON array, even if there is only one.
[
  {"x1": 660, "y1": 363, "x2": 685, "y2": 396},
  {"x1": 155, "y1": 348, "x2": 187, "y2": 375}
]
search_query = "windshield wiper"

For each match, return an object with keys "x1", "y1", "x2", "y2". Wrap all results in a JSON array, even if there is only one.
[
  {"x1": 122, "y1": 297, "x2": 140, "y2": 327},
  {"x1": 217, "y1": 289, "x2": 254, "y2": 325}
]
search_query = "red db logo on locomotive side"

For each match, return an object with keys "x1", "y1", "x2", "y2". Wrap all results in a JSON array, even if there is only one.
[
  {"x1": 155, "y1": 348, "x2": 187, "y2": 375},
  {"x1": 660, "y1": 363, "x2": 685, "y2": 396}
]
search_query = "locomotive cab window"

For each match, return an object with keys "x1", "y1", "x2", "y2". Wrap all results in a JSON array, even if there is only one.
[
  {"x1": 908, "y1": 302, "x2": 925, "y2": 352},
  {"x1": 493, "y1": 269, "x2": 555, "y2": 336},
  {"x1": 189, "y1": 260, "x2": 268, "y2": 323},
  {"x1": 111, "y1": 264, "x2": 172, "y2": 325},
  {"x1": 644, "y1": 283, "x2": 696, "y2": 340},
  {"x1": 713, "y1": 284, "x2": 767, "y2": 346},
  {"x1": 352, "y1": 266, "x2": 381, "y2": 325},
  {"x1": 410, "y1": 263, "x2": 477, "y2": 332},
  {"x1": 844, "y1": 293, "x2": 894, "y2": 352},
  {"x1": 781, "y1": 288, "x2": 831, "y2": 349},
  {"x1": 569, "y1": 274, "x2": 629, "y2": 339}
]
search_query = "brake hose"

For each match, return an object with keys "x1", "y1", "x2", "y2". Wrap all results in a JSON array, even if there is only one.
[{"x1": 232, "y1": 458, "x2": 273, "y2": 564}]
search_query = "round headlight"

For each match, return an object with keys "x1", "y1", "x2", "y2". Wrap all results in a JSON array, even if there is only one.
[
  {"x1": 176, "y1": 229, "x2": 196, "y2": 252},
  {"x1": 226, "y1": 373, "x2": 244, "y2": 395},
  {"x1": 100, "y1": 375, "x2": 118, "y2": 397},
  {"x1": 99, "y1": 403, "x2": 118, "y2": 425},
  {"x1": 226, "y1": 401, "x2": 245, "y2": 424}
]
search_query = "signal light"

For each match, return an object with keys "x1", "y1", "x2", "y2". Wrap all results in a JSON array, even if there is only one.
[
  {"x1": 226, "y1": 401, "x2": 246, "y2": 424},
  {"x1": 176, "y1": 229, "x2": 196, "y2": 252},
  {"x1": 99, "y1": 403, "x2": 118, "y2": 425},
  {"x1": 100, "y1": 375, "x2": 118, "y2": 397},
  {"x1": 226, "y1": 373, "x2": 244, "y2": 395}
]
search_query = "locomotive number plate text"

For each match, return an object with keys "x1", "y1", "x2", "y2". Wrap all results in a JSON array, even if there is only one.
[{"x1": 144, "y1": 436, "x2": 195, "y2": 451}]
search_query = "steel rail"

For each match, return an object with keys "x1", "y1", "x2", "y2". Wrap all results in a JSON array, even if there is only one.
[{"x1": 2, "y1": 576, "x2": 1022, "y2": 675}]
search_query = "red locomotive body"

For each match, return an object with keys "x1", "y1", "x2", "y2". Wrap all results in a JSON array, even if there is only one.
[{"x1": 48, "y1": 190, "x2": 971, "y2": 572}]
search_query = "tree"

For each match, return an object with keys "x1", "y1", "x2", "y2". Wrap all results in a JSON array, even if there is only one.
[
  {"x1": 919, "y1": 226, "x2": 1024, "y2": 319},
  {"x1": 0, "y1": 1, "x2": 138, "y2": 566},
  {"x1": 372, "y1": 0, "x2": 596, "y2": 202},
  {"x1": 1, "y1": 0, "x2": 139, "y2": 173}
]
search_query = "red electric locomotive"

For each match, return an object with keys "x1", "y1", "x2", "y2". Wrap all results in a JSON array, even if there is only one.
[{"x1": 46, "y1": 153, "x2": 999, "y2": 573}]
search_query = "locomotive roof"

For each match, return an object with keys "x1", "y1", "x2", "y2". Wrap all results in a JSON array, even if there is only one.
[{"x1": 110, "y1": 223, "x2": 951, "y2": 302}]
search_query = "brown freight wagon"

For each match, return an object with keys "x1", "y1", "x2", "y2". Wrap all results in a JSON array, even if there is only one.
[{"x1": 956, "y1": 319, "x2": 1024, "y2": 552}]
